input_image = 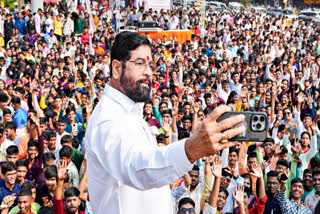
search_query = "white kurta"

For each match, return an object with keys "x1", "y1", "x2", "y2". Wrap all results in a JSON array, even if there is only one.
[{"x1": 85, "y1": 84, "x2": 193, "y2": 214}]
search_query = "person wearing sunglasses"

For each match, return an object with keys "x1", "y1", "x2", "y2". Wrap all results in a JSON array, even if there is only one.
[{"x1": 177, "y1": 197, "x2": 195, "y2": 214}]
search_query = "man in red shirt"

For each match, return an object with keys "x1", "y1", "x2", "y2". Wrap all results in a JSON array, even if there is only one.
[
  {"x1": 233, "y1": 163, "x2": 267, "y2": 214},
  {"x1": 80, "y1": 27, "x2": 90, "y2": 45},
  {"x1": 53, "y1": 160, "x2": 84, "y2": 214}
]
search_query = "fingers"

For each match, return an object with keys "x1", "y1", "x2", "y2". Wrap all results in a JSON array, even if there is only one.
[
  {"x1": 216, "y1": 114, "x2": 245, "y2": 132},
  {"x1": 232, "y1": 192, "x2": 236, "y2": 199},
  {"x1": 219, "y1": 124, "x2": 246, "y2": 143},
  {"x1": 62, "y1": 159, "x2": 68, "y2": 168},
  {"x1": 214, "y1": 155, "x2": 221, "y2": 165},
  {"x1": 207, "y1": 105, "x2": 231, "y2": 122},
  {"x1": 219, "y1": 140, "x2": 241, "y2": 151}
]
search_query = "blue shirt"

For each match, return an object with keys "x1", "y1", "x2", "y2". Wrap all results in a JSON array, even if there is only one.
[
  {"x1": 13, "y1": 12, "x2": 26, "y2": 35},
  {"x1": 0, "y1": 182, "x2": 21, "y2": 207},
  {"x1": 65, "y1": 113, "x2": 84, "y2": 145},
  {"x1": 13, "y1": 108, "x2": 28, "y2": 128}
]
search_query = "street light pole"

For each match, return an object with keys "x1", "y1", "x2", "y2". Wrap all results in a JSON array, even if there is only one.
[
  {"x1": 31, "y1": 0, "x2": 43, "y2": 13},
  {"x1": 201, "y1": 0, "x2": 205, "y2": 29}
]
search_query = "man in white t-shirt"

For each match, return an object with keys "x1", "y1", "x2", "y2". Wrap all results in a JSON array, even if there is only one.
[{"x1": 0, "y1": 124, "x2": 14, "y2": 161}]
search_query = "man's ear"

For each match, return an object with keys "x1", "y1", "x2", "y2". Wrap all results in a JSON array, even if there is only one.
[{"x1": 112, "y1": 59, "x2": 122, "y2": 80}]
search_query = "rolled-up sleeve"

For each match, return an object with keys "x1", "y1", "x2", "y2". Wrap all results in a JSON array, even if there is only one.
[
  {"x1": 92, "y1": 119, "x2": 193, "y2": 191},
  {"x1": 203, "y1": 204, "x2": 217, "y2": 214}
]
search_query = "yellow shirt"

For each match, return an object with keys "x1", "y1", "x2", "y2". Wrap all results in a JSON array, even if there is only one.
[
  {"x1": 0, "y1": 37, "x2": 4, "y2": 47},
  {"x1": 54, "y1": 19, "x2": 63, "y2": 36}
]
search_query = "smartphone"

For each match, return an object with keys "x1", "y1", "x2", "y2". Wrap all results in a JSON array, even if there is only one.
[
  {"x1": 280, "y1": 173, "x2": 288, "y2": 181},
  {"x1": 216, "y1": 111, "x2": 268, "y2": 142},
  {"x1": 72, "y1": 123, "x2": 77, "y2": 132}
]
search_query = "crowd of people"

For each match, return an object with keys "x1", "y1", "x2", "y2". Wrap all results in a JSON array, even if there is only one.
[{"x1": 0, "y1": 0, "x2": 317, "y2": 213}]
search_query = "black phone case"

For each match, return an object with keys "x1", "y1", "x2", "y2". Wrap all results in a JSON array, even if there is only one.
[{"x1": 216, "y1": 111, "x2": 268, "y2": 142}]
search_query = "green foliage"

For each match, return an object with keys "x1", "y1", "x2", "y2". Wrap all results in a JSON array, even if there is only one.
[{"x1": 4, "y1": 0, "x2": 16, "y2": 9}]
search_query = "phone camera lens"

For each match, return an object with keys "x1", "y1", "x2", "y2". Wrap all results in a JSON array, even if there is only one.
[
  {"x1": 256, "y1": 123, "x2": 262, "y2": 129},
  {"x1": 260, "y1": 116, "x2": 265, "y2": 122},
  {"x1": 253, "y1": 116, "x2": 258, "y2": 122}
]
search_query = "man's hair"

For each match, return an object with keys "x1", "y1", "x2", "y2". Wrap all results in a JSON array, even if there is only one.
[
  {"x1": 58, "y1": 117, "x2": 67, "y2": 124},
  {"x1": 5, "y1": 121, "x2": 16, "y2": 130},
  {"x1": 219, "y1": 186, "x2": 229, "y2": 198},
  {"x1": 264, "y1": 137, "x2": 275, "y2": 145},
  {"x1": 11, "y1": 96, "x2": 21, "y2": 105},
  {"x1": 45, "y1": 165, "x2": 57, "y2": 180},
  {"x1": 6, "y1": 145, "x2": 18, "y2": 155},
  {"x1": 247, "y1": 152, "x2": 257, "y2": 160},
  {"x1": 43, "y1": 152, "x2": 56, "y2": 168},
  {"x1": 277, "y1": 159, "x2": 289, "y2": 168},
  {"x1": 291, "y1": 177, "x2": 303, "y2": 186},
  {"x1": 66, "y1": 106, "x2": 76, "y2": 115},
  {"x1": 39, "y1": 117, "x2": 47, "y2": 125},
  {"x1": 18, "y1": 187, "x2": 32, "y2": 197},
  {"x1": 161, "y1": 109, "x2": 171, "y2": 116},
  {"x1": 267, "y1": 170, "x2": 279, "y2": 178},
  {"x1": 16, "y1": 159, "x2": 27, "y2": 168},
  {"x1": 64, "y1": 187, "x2": 80, "y2": 198},
  {"x1": 0, "y1": 92, "x2": 9, "y2": 102},
  {"x1": 302, "y1": 113, "x2": 312, "y2": 120},
  {"x1": 3, "y1": 108, "x2": 11, "y2": 115},
  {"x1": 304, "y1": 168, "x2": 313, "y2": 175},
  {"x1": 229, "y1": 146, "x2": 239, "y2": 156},
  {"x1": 110, "y1": 31, "x2": 151, "y2": 77},
  {"x1": 21, "y1": 180, "x2": 36, "y2": 190},
  {"x1": 313, "y1": 170, "x2": 320, "y2": 177},
  {"x1": 59, "y1": 145, "x2": 73, "y2": 159},
  {"x1": 178, "y1": 197, "x2": 195, "y2": 209},
  {"x1": 1, "y1": 161, "x2": 17, "y2": 175},
  {"x1": 280, "y1": 145, "x2": 288, "y2": 155},
  {"x1": 14, "y1": 87, "x2": 25, "y2": 94},
  {"x1": 61, "y1": 135, "x2": 73, "y2": 145},
  {"x1": 27, "y1": 140, "x2": 39, "y2": 150},
  {"x1": 191, "y1": 165, "x2": 199, "y2": 172},
  {"x1": 38, "y1": 207, "x2": 54, "y2": 214},
  {"x1": 310, "y1": 158, "x2": 320, "y2": 169},
  {"x1": 203, "y1": 93, "x2": 212, "y2": 99},
  {"x1": 182, "y1": 115, "x2": 192, "y2": 122}
]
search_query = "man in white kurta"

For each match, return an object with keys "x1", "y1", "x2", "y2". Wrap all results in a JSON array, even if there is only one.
[
  {"x1": 86, "y1": 85, "x2": 192, "y2": 214},
  {"x1": 85, "y1": 31, "x2": 246, "y2": 214},
  {"x1": 85, "y1": 84, "x2": 193, "y2": 214}
]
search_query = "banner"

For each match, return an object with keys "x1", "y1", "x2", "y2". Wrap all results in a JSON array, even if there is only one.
[{"x1": 135, "y1": 0, "x2": 172, "y2": 10}]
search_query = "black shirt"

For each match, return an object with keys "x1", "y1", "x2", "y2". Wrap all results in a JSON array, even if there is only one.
[
  {"x1": 36, "y1": 185, "x2": 54, "y2": 207},
  {"x1": 264, "y1": 191, "x2": 282, "y2": 214}
]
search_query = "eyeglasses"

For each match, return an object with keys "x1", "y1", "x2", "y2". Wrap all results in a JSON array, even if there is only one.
[
  {"x1": 179, "y1": 208, "x2": 194, "y2": 214},
  {"x1": 284, "y1": 112, "x2": 291, "y2": 115},
  {"x1": 221, "y1": 176, "x2": 231, "y2": 182},
  {"x1": 127, "y1": 59, "x2": 156, "y2": 71}
]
